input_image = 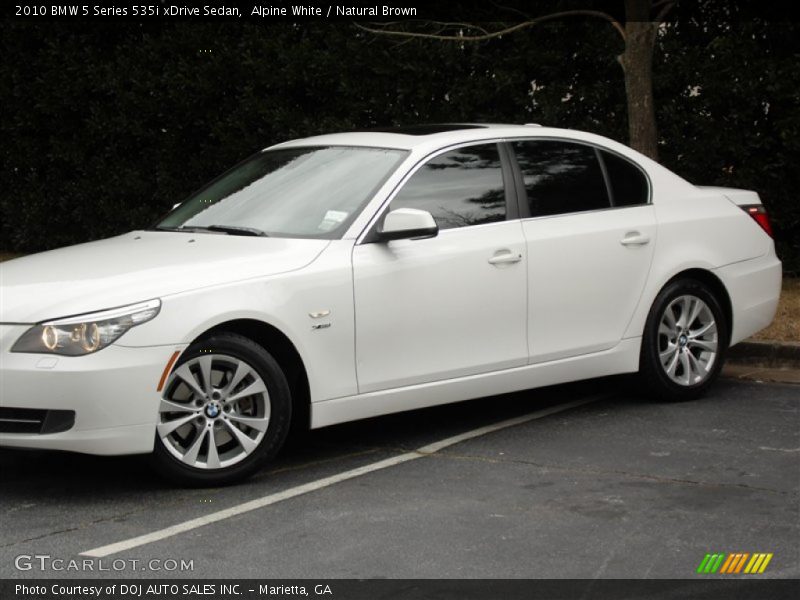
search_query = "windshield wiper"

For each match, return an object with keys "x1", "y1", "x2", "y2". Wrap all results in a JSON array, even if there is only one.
[
  {"x1": 204, "y1": 225, "x2": 268, "y2": 237},
  {"x1": 150, "y1": 225, "x2": 268, "y2": 237}
]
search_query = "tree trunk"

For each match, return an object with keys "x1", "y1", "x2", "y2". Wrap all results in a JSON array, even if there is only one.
[{"x1": 619, "y1": 1, "x2": 659, "y2": 160}]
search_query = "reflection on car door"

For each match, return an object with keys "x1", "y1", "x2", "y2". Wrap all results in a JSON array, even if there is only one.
[
  {"x1": 511, "y1": 140, "x2": 656, "y2": 363},
  {"x1": 352, "y1": 143, "x2": 528, "y2": 393}
]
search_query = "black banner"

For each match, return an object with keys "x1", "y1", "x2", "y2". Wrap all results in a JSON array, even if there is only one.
[
  {"x1": 3, "y1": 579, "x2": 800, "y2": 600},
  {"x1": 5, "y1": 1, "x2": 800, "y2": 23}
]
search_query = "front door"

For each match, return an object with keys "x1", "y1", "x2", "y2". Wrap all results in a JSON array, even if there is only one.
[{"x1": 352, "y1": 143, "x2": 528, "y2": 393}]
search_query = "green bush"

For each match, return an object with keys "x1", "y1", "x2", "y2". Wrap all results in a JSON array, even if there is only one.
[{"x1": 1, "y1": 19, "x2": 797, "y2": 273}]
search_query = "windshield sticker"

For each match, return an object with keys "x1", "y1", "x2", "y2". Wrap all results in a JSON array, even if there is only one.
[{"x1": 318, "y1": 210, "x2": 348, "y2": 231}]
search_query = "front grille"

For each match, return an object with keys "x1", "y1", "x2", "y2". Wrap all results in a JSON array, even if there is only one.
[{"x1": 0, "y1": 407, "x2": 75, "y2": 434}]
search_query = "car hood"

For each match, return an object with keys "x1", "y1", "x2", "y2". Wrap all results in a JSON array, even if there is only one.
[{"x1": 0, "y1": 231, "x2": 330, "y2": 323}]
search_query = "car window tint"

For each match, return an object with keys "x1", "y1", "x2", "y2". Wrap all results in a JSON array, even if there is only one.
[
  {"x1": 390, "y1": 143, "x2": 506, "y2": 230},
  {"x1": 601, "y1": 150, "x2": 649, "y2": 206},
  {"x1": 512, "y1": 141, "x2": 609, "y2": 217}
]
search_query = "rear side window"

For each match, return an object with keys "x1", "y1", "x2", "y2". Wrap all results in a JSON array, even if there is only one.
[
  {"x1": 390, "y1": 143, "x2": 506, "y2": 230},
  {"x1": 512, "y1": 141, "x2": 609, "y2": 217},
  {"x1": 600, "y1": 150, "x2": 649, "y2": 206}
]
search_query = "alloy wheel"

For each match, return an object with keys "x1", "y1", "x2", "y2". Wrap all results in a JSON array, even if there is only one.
[
  {"x1": 158, "y1": 354, "x2": 271, "y2": 470},
  {"x1": 657, "y1": 294, "x2": 719, "y2": 386}
]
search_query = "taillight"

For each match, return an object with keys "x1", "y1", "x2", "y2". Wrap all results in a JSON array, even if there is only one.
[{"x1": 741, "y1": 204, "x2": 773, "y2": 238}]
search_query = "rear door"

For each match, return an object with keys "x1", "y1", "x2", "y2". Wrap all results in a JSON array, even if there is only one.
[
  {"x1": 352, "y1": 142, "x2": 528, "y2": 393},
  {"x1": 510, "y1": 140, "x2": 657, "y2": 363}
]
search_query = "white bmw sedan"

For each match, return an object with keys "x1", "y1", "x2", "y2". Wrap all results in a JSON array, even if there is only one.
[{"x1": 0, "y1": 124, "x2": 782, "y2": 485}]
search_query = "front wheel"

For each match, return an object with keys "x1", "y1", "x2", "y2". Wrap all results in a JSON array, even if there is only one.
[
  {"x1": 640, "y1": 279, "x2": 728, "y2": 402},
  {"x1": 152, "y1": 333, "x2": 291, "y2": 486}
]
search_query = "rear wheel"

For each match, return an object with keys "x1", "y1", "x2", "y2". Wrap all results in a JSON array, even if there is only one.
[
  {"x1": 152, "y1": 332, "x2": 291, "y2": 486},
  {"x1": 640, "y1": 279, "x2": 728, "y2": 402}
]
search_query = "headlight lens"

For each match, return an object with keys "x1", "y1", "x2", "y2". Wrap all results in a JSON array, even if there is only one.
[{"x1": 11, "y1": 299, "x2": 161, "y2": 356}]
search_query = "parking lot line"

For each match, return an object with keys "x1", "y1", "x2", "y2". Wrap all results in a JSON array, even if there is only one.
[{"x1": 80, "y1": 395, "x2": 605, "y2": 558}]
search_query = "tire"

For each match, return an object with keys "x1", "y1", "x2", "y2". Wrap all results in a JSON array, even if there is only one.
[
  {"x1": 151, "y1": 332, "x2": 292, "y2": 486},
  {"x1": 639, "y1": 278, "x2": 728, "y2": 402}
]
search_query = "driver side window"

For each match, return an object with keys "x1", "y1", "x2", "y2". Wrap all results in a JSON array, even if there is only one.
[{"x1": 390, "y1": 143, "x2": 507, "y2": 230}]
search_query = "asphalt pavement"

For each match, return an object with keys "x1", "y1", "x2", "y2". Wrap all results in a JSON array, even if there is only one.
[{"x1": 0, "y1": 376, "x2": 798, "y2": 579}]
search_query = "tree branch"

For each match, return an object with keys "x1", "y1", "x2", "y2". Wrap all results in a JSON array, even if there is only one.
[
  {"x1": 355, "y1": 9, "x2": 627, "y2": 43},
  {"x1": 426, "y1": 21, "x2": 491, "y2": 36}
]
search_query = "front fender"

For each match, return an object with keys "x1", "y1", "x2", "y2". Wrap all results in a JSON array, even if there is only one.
[{"x1": 117, "y1": 242, "x2": 358, "y2": 402}]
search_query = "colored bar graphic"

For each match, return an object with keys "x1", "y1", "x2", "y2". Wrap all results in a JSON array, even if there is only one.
[
  {"x1": 708, "y1": 554, "x2": 716, "y2": 573},
  {"x1": 758, "y1": 554, "x2": 773, "y2": 573},
  {"x1": 698, "y1": 553, "x2": 725, "y2": 574},
  {"x1": 719, "y1": 554, "x2": 735, "y2": 573},
  {"x1": 711, "y1": 554, "x2": 725, "y2": 573},
  {"x1": 725, "y1": 553, "x2": 741, "y2": 573},
  {"x1": 734, "y1": 553, "x2": 749, "y2": 573},
  {"x1": 697, "y1": 552, "x2": 773, "y2": 574},
  {"x1": 745, "y1": 554, "x2": 763, "y2": 573},
  {"x1": 697, "y1": 554, "x2": 712, "y2": 574}
]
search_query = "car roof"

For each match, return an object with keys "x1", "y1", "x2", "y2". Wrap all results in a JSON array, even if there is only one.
[
  {"x1": 265, "y1": 124, "x2": 698, "y2": 205},
  {"x1": 266, "y1": 124, "x2": 667, "y2": 177},
  {"x1": 270, "y1": 123, "x2": 555, "y2": 152}
]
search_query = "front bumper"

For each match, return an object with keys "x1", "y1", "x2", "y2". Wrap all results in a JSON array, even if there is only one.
[{"x1": 0, "y1": 325, "x2": 185, "y2": 455}]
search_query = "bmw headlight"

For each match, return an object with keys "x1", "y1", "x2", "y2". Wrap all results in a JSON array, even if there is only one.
[{"x1": 11, "y1": 299, "x2": 161, "y2": 356}]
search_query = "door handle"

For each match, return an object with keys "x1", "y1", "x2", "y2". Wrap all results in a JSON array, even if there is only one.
[
  {"x1": 488, "y1": 251, "x2": 523, "y2": 265},
  {"x1": 620, "y1": 232, "x2": 651, "y2": 247}
]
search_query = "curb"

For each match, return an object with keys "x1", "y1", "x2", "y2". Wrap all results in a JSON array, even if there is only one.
[
  {"x1": 728, "y1": 340, "x2": 800, "y2": 368},
  {"x1": 723, "y1": 363, "x2": 800, "y2": 385}
]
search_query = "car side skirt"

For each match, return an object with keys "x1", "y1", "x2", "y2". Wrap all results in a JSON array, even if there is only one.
[{"x1": 310, "y1": 337, "x2": 640, "y2": 429}]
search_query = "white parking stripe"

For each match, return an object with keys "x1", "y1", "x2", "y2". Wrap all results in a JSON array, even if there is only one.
[{"x1": 80, "y1": 395, "x2": 603, "y2": 558}]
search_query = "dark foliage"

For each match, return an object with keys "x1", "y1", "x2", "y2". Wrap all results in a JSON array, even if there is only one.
[{"x1": 1, "y1": 18, "x2": 798, "y2": 271}]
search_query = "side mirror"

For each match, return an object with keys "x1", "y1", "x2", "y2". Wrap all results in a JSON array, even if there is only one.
[{"x1": 377, "y1": 208, "x2": 438, "y2": 241}]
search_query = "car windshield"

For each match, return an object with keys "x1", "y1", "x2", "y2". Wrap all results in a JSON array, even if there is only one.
[{"x1": 156, "y1": 146, "x2": 408, "y2": 239}]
